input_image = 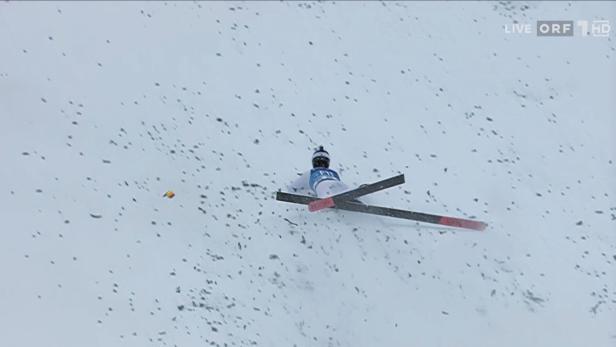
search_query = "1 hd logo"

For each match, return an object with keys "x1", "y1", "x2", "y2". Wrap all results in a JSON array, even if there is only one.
[{"x1": 577, "y1": 20, "x2": 611, "y2": 37}]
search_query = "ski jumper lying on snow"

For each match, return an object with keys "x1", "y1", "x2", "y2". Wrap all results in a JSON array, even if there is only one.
[
  {"x1": 287, "y1": 146, "x2": 350, "y2": 198},
  {"x1": 279, "y1": 146, "x2": 488, "y2": 231}
]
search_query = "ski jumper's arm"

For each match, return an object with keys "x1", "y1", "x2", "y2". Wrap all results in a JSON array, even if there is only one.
[{"x1": 287, "y1": 171, "x2": 312, "y2": 195}]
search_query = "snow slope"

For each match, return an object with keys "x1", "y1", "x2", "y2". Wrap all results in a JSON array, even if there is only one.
[{"x1": 1, "y1": 1, "x2": 615, "y2": 346}]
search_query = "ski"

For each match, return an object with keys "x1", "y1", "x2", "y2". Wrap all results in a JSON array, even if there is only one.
[
  {"x1": 276, "y1": 191, "x2": 487, "y2": 231},
  {"x1": 307, "y1": 174, "x2": 405, "y2": 212},
  {"x1": 276, "y1": 191, "x2": 318, "y2": 205},
  {"x1": 335, "y1": 200, "x2": 487, "y2": 231}
]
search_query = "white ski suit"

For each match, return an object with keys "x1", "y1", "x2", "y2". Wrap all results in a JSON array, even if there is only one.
[{"x1": 287, "y1": 168, "x2": 349, "y2": 198}]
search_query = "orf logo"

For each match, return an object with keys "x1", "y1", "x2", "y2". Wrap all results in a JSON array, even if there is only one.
[{"x1": 537, "y1": 20, "x2": 574, "y2": 36}]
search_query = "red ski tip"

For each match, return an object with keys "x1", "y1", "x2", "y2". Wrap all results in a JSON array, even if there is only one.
[
  {"x1": 439, "y1": 216, "x2": 487, "y2": 231},
  {"x1": 308, "y1": 197, "x2": 335, "y2": 212}
]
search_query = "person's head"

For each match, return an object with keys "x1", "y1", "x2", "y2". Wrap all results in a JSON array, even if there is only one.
[{"x1": 312, "y1": 146, "x2": 330, "y2": 168}]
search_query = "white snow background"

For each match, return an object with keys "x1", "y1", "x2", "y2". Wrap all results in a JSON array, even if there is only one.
[{"x1": 0, "y1": 1, "x2": 615, "y2": 347}]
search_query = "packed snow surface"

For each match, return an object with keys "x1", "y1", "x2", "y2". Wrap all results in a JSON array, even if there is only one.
[{"x1": 1, "y1": 2, "x2": 615, "y2": 347}]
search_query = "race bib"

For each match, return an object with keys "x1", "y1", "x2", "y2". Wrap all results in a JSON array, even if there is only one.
[{"x1": 309, "y1": 168, "x2": 340, "y2": 191}]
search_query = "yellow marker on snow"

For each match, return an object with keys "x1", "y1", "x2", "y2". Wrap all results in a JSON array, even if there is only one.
[{"x1": 163, "y1": 191, "x2": 175, "y2": 199}]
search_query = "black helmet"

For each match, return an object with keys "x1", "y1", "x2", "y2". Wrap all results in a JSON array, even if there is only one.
[{"x1": 312, "y1": 146, "x2": 330, "y2": 168}]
